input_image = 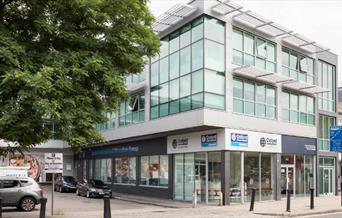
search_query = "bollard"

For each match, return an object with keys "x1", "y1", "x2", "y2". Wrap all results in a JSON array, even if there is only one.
[
  {"x1": 192, "y1": 191, "x2": 197, "y2": 208},
  {"x1": 218, "y1": 192, "x2": 223, "y2": 206},
  {"x1": 0, "y1": 197, "x2": 2, "y2": 218},
  {"x1": 310, "y1": 188, "x2": 314, "y2": 209},
  {"x1": 286, "y1": 190, "x2": 291, "y2": 212},
  {"x1": 249, "y1": 188, "x2": 256, "y2": 211},
  {"x1": 39, "y1": 198, "x2": 47, "y2": 218},
  {"x1": 103, "y1": 195, "x2": 111, "y2": 218},
  {"x1": 341, "y1": 182, "x2": 342, "y2": 207}
]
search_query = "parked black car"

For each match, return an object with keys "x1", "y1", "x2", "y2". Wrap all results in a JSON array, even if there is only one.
[
  {"x1": 54, "y1": 176, "x2": 77, "y2": 193},
  {"x1": 0, "y1": 177, "x2": 43, "y2": 211},
  {"x1": 76, "y1": 179, "x2": 112, "y2": 198}
]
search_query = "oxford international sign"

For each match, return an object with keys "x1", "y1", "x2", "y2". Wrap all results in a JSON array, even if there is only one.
[{"x1": 330, "y1": 126, "x2": 342, "y2": 152}]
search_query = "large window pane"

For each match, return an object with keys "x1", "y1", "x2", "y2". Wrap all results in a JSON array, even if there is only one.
[
  {"x1": 169, "y1": 79, "x2": 179, "y2": 100},
  {"x1": 205, "y1": 93, "x2": 224, "y2": 110},
  {"x1": 192, "y1": 93, "x2": 204, "y2": 109},
  {"x1": 205, "y1": 70, "x2": 225, "y2": 95},
  {"x1": 244, "y1": 82, "x2": 255, "y2": 101},
  {"x1": 180, "y1": 46, "x2": 191, "y2": 76},
  {"x1": 205, "y1": 40, "x2": 224, "y2": 72},
  {"x1": 151, "y1": 62, "x2": 159, "y2": 87},
  {"x1": 159, "y1": 57, "x2": 169, "y2": 84},
  {"x1": 169, "y1": 52, "x2": 179, "y2": 80},
  {"x1": 192, "y1": 40, "x2": 203, "y2": 71},
  {"x1": 266, "y1": 87, "x2": 276, "y2": 105},
  {"x1": 180, "y1": 74, "x2": 191, "y2": 97},
  {"x1": 192, "y1": 17, "x2": 203, "y2": 42},
  {"x1": 192, "y1": 70, "x2": 203, "y2": 94},
  {"x1": 160, "y1": 103, "x2": 169, "y2": 117},
  {"x1": 256, "y1": 38, "x2": 266, "y2": 58},
  {"x1": 233, "y1": 79, "x2": 243, "y2": 98},
  {"x1": 180, "y1": 25, "x2": 191, "y2": 48},
  {"x1": 256, "y1": 84, "x2": 266, "y2": 103},
  {"x1": 232, "y1": 29, "x2": 243, "y2": 51},
  {"x1": 159, "y1": 83, "x2": 169, "y2": 104},
  {"x1": 169, "y1": 32, "x2": 179, "y2": 54},
  {"x1": 115, "y1": 157, "x2": 136, "y2": 184},
  {"x1": 180, "y1": 97, "x2": 191, "y2": 112},
  {"x1": 160, "y1": 38, "x2": 169, "y2": 58},
  {"x1": 244, "y1": 33, "x2": 254, "y2": 54},
  {"x1": 204, "y1": 17, "x2": 224, "y2": 43}
]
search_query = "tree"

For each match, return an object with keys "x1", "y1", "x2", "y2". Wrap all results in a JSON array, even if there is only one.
[{"x1": 0, "y1": 0, "x2": 159, "y2": 155}]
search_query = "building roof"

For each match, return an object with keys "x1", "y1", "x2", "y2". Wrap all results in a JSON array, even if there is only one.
[{"x1": 153, "y1": 0, "x2": 331, "y2": 54}]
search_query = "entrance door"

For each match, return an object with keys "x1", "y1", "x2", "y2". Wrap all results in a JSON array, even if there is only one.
[
  {"x1": 322, "y1": 168, "x2": 334, "y2": 195},
  {"x1": 281, "y1": 166, "x2": 294, "y2": 197},
  {"x1": 195, "y1": 153, "x2": 207, "y2": 203}
]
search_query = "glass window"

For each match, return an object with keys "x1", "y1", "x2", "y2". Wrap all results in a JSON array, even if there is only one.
[
  {"x1": 159, "y1": 83, "x2": 169, "y2": 104},
  {"x1": 114, "y1": 157, "x2": 136, "y2": 184},
  {"x1": 119, "y1": 92, "x2": 145, "y2": 126},
  {"x1": 151, "y1": 62, "x2": 159, "y2": 87},
  {"x1": 180, "y1": 97, "x2": 191, "y2": 112},
  {"x1": 192, "y1": 70, "x2": 203, "y2": 94},
  {"x1": 169, "y1": 79, "x2": 179, "y2": 100},
  {"x1": 94, "y1": 159, "x2": 112, "y2": 183},
  {"x1": 160, "y1": 103, "x2": 169, "y2": 117},
  {"x1": 192, "y1": 40, "x2": 203, "y2": 71},
  {"x1": 232, "y1": 29, "x2": 243, "y2": 51},
  {"x1": 169, "y1": 52, "x2": 179, "y2": 80},
  {"x1": 192, "y1": 17, "x2": 204, "y2": 42},
  {"x1": 256, "y1": 38, "x2": 266, "y2": 58},
  {"x1": 180, "y1": 74, "x2": 191, "y2": 98},
  {"x1": 192, "y1": 93, "x2": 204, "y2": 109},
  {"x1": 180, "y1": 25, "x2": 191, "y2": 48},
  {"x1": 244, "y1": 33, "x2": 254, "y2": 54},
  {"x1": 317, "y1": 60, "x2": 335, "y2": 112},
  {"x1": 244, "y1": 82, "x2": 254, "y2": 101},
  {"x1": 160, "y1": 38, "x2": 169, "y2": 58},
  {"x1": 140, "y1": 155, "x2": 168, "y2": 187},
  {"x1": 205, "y1": 93, "x2": 224, "y2": 110},
  {"x1": 159, "y1": 57, "x2": 169, "y2": 84},
  {"x1": 205, "y1": 40, "x2": 224, "y2": 72},
  {"x1": 205, "y1": 70, "x2": 225, "y2": 95},
  {"x1": 233, "y1": 79, "x2": 243, "y2": 99},
  {"x1": 180, "y1": 46, "x2": 191, "y2": 76},
  {"x1": 169, "y1": 32, "x2": 179, "y2": 54},
  {"x1": 204, "y1": 16, "x2": 224, "y2": 43}
]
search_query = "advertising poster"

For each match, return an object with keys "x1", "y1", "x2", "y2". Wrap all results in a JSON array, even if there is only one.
[{"x1": 9, "y1": 154, "x2": 43, "y2": 181}]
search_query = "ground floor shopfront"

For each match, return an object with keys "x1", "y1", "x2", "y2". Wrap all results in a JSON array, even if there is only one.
[{"x1": 78, "y1": 128, "x2": 340, "y2": 204}]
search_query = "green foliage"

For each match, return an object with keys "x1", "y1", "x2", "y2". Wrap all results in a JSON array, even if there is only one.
[{"x1": 0, "y1": 0, "x2": 159, "y2": 155}]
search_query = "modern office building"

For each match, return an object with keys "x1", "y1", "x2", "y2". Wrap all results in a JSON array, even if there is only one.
[{"x1": 74, "y1": 0, "x2": 339, "y2": 205}]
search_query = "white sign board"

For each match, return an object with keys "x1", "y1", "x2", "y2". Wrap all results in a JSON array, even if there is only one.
[
  {"x1": 167, "y1": 129, "x2": 225, "y2": 154},
  {"x1": 226, "y1": 128, "x2": 281, "y2": 153},
  {"x1": 44, "y1": 153, "x2": 63, "y2": 173},
  {"x1": 0, "y1": 166, "x2": 29, "y2": 177}
]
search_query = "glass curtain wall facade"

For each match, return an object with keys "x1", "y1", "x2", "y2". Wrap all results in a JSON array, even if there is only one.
[
  {"x1": 150, "y1": 16, "x2": 225, "y2": 119},
  {"x1": 174, "y1": 152, "x2": 221, "y2": 203},
  {"x1": 233, "y1": 78, "x2": 276, "y2": 119},
  {"x1": 318, "y1": 115, "x2": 336, "y2": 151},
  {"x1": 317, "y1": 61, "x2": 335, "y2": 112},
  {"x1": 119, "y1": 92, "x2": 145, "y2": 126},
  {"x1": 282, "y1": 48, "x2": 314, "y2": 84},
  {"x1": 232, "y1": 27, "x2": 276, "y2": 72},
  {"x1": 282, "y1": 91, "x2": 315, "y2": 125}
]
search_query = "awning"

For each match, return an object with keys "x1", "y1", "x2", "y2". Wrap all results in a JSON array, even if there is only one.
[
  {"x1": 153, "y1": 3, "x2": 197, "y2": 33},
  {"x1": 233, "y1": 66, "x2": 329, "y2": 94},
  {"x1": 233, "y1": 66, "x2": 291, "y2": 84}
]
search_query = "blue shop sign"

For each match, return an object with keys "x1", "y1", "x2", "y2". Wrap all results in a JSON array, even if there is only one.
[
  {"x1": 91, "y1": 146, "x2": 139, "y2": 156},
  {"x1": 201, "y1": 134, "x2": 217, "y2": 147},
  {"x1": 330, "y1": 126, "x2": 342, "y2": 152},
  {"x1": 231, "y1": 133, "x2": 248, "y2": 147}
]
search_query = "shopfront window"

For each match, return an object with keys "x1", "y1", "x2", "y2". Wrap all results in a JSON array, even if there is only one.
[
  {"x1": 244, "y1": 152, "x2": 260, "y2": 202},
  {"x1": 94, "y1": 159, "x2": 112, "y2": 183},
  {"x1": 114, "y1": 157, "x2": 136, "y2": 185},
  {"x1": 319, "y1": 157, "x2": 335, "y2": 195},
  {"x1": 150, "y1": 16, "x2": 225, "y2": 119},
  {"x1": 140, "y1": 155, "x2": 168, "y2": 187},
  {"x1": 261, "y1": 154, "x2": 274, "y2": 200},
  {"x1": 208, "y1": 152, "x2": 221, "y2": 201}
]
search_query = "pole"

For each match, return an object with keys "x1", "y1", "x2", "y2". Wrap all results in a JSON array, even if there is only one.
[
  {"x1": 249, "y1": 188, "x2": 256, "y2": 211},
  {"x1": 341, "y1": 182, "x2": 342, "y2": 207},
  {"x1": 310, "y1": 188, "x2": 314, "y2": 209},
  {"x1": 51, "y1": 155, "x2": 55, "y2": 217},
  {"x1": 192, "y1": 191, "x2": 197, "y2": 208},
  {"x1": 0, "y1": 197, "x2": 3, "y2": 218},
  {"x1": 40, "y1": 198, "x2": 47, "y2": 218},
  {"x1": 103, "y1": 195, "x2": 111, "y2": 218},
  {"x1": 286, "y1": 189, "x2": 291, "y2": 212}
]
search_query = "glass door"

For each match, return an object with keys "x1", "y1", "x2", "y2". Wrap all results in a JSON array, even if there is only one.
[
  {"x1": 323, "y1": 168, "x2": 333, "y2": 195},
  {"x1": 280, "y1": 165, "x2": 294, "y2": 197},
  {"x1": 195, "y1": 153, "x2": 207, "y2": 203}
]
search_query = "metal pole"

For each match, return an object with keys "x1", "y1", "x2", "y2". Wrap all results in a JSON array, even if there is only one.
[
  {"x1": 249, "y1": 188, "x2": 256, "y2": 211},
  {"x1": 0, "y1": 197, "x2": 3, "y2": 218},
  {"x1": 341, "y1": 182, "x2": 342, "y2": 207},
  {"x1": 310, "y1": 188, "x2": 314, "y2": 209},
  {"x1": 286, "y1": 189, "x2": 291, "y2": 212},
  {"x1": 40, "y1": 198, "x2": 47, "y2": 218},
  {"x1": 103, "y1": 195, "x2": 111, "y2": 218},
  {"x1": 52, "y1": 172, "x2": 54, "y2": 216},
  {"x1": 192, "y1": 191, "x2": 197, "y2": 208}
]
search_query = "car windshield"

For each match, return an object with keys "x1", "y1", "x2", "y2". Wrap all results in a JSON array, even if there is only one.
[
  {"x1": 63, "y1": 177, "x2": 75, "y2": 183},
  {"x1": 91, "y1": 180, "x2": 106, "y2": 188}
]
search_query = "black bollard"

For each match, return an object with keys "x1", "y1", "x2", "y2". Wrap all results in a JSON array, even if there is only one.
[
  {"x1": 310, "y1": 188, "x2": 314, "y2": 209},
  {"x1": 103, "y1": 195, "x2": 111, "y2": 218},
  {"x1": 286, "y1": 190, "x2": 291, "y2": 212},
  {"x1": 0, "y1": 197, "x2": 2, "y2": 218},
  {"x1": 341, "y1": 182, "x2": 342, "y2": 207},
  {"x1": 249, "y1": 188, "x2": 256, "y2": 211},
  {"x1": 39, "y1": 197, "x2": 47, "y2": 218}
]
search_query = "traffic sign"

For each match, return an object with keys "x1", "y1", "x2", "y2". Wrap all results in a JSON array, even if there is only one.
[{"x1": 330, "y1": 126, "x2": 342, "y2": 152}]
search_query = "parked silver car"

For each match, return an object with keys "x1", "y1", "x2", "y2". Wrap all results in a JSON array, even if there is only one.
[{"x1": 0, "y1": 177, "x2": 43, "y2": 211}]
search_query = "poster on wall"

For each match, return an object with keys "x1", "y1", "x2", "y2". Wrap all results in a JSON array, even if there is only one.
[
  {"x1": 9, "y1": 154, "x2": 43, "y2": 181},
  {"x1": 44, "y1": 153, "x2": 63, "y2": 173}
]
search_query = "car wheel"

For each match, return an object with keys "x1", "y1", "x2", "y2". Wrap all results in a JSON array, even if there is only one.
[
  {"x1": 20, "y1": 197, "x2": 36, "y2": 212},
  {"x1": 86, "y1": 191, "x2": 90, "y2": 198},
  {"x1": 76, "y1": 189, "x2": 80, "y2": 196}
]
